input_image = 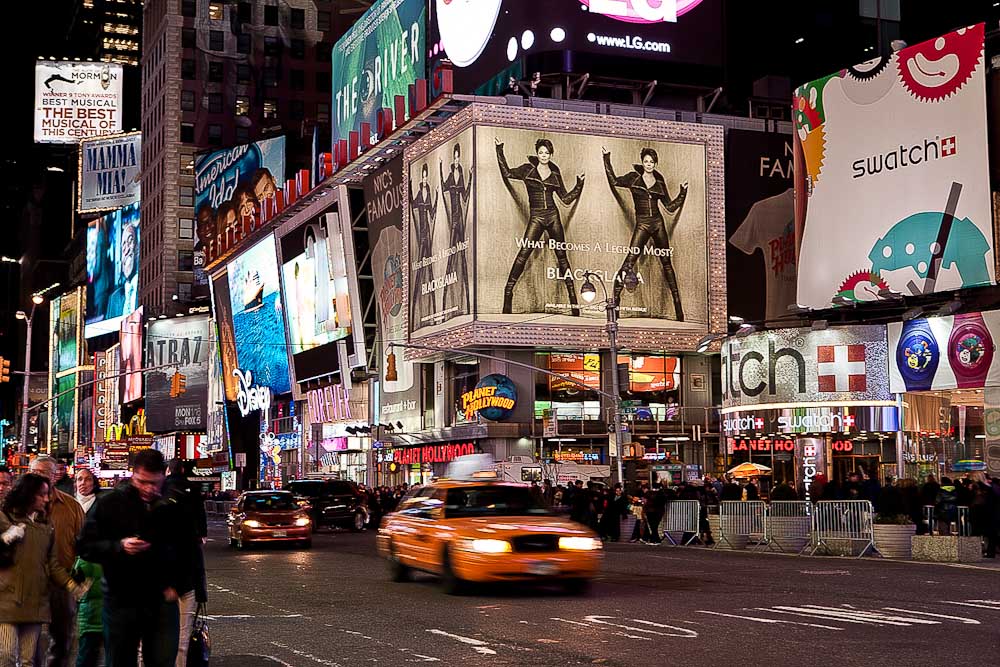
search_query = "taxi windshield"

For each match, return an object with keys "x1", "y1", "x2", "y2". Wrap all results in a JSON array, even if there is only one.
[
  {"x1": 444, "y1": 486, "x2": 549, "y2": 518},
  {"x1": 244, "y1": 493, "x2": 298, "y2": 511}
]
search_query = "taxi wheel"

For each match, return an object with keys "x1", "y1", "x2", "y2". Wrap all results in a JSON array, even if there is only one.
[
  {"x1": 440, "y1": 549, "x2": 468, "y2": 596},
  {"x1": 563, "y1": 578, "x2": 591, "y2": 596},
  {"x1": 388, "y1": 544, "x2": 411, "y2": 582}
]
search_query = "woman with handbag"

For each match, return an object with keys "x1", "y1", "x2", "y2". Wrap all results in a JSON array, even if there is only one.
[{"x1": 0, "y1": 474, "x2": 89, "y2": 667}]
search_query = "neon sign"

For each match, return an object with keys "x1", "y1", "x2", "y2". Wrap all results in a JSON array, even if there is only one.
[
  {"x1": 582, "y1": 0, "x2": 704, "y2": 24},
  {"x1": 234, "y1": 368, "x2": 271, "y2": 419}
]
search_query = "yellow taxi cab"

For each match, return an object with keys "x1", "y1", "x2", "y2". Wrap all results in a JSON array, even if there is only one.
[
  {"x1": 227, "y1": 490, "x2": 313, "y2": 550},
  {"x1": 376, "y1": 464, "x2": 602, "y2": 594}
]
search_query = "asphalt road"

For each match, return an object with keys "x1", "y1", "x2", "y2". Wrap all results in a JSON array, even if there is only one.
[{"x1": 203, "y1": 521, "x2": 1000, "y2": 667}]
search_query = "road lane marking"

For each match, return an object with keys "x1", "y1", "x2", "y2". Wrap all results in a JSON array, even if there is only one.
[
  {"x1": 270, "y1": 642, "x2": 342, "y2": 667},
  {"x1": 762, "y1": 607, "x2": 892, "y2": 625},
  {"x1": 551, "y1": 618, "x2": 650, "y2": 640},
  {"x1": 206, "y1": 614, "x2": 303, "y2": 620},
  {"x1": 697, "y1": 610, "x2": 843, "y2": 631},
  {"x1": 583, "y1": 615, "x2": 698, "y2": 638},
  {"x1": 803, "y1": 606, "x2": 940, "y2": 625},
  {"x1": 426, "y1": 629, "x2": 497, "y2": 655},
  {"x1": 942, "y1": 601, "x2": 1000, "y2": 610},
  {"x1": 248, "y1": 655, "x2": 295, "y2": 667},
  {"x1": 881, "y1": 608, "x2": 980, "y2": 624},
  {"x1": 774, "y1": 607, "x2": 910, "y2": 626},
  {"x1": 966, "y1": 600, "x2": 1000, "y2": 606}
]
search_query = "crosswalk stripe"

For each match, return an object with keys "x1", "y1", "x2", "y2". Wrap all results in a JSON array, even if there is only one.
[
  {"x1": 882, "y1": 608, "x2": 980, "y2": 624},
  {"x1": 941, "y1": 601, "x2": 1000, "y2": 610},
  {"x1": 697, "y1": 610, "x2": 844, "y2": 631}
]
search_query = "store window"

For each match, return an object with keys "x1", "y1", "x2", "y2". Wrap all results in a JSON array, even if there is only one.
[
  {"x1": 180, "y1": 123, "x2": 195, "y2": 143},
  {"x1": 449, "y1": 360, "x2": 480, "y2": 426},
  {"x1": 208, "y1": 2, "x2": 224, "y2": 21},
  {"x1": 420, "y1": 364, "x2": 435, "y2": 430},
  {"x1": 235, "y1": 96, "x2": 250, "y2": 117},
  {"x1": 619, "y1": 354, "x2": 681, "y2": 422},
  {"x1": 534, "y1": 352, "x2": 601, "y2": 420},
  {"x1": 208, "y1": 61, "x2": 224, "y2": 82}
]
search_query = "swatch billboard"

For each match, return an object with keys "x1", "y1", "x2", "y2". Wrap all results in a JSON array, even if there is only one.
[
  {"x1": 226, "y1": 234, "x2": 292, "y2": 395},
  {"x1": 332, "y1": 0, "x2": 426, "y2": 146},
  {"x1": 86, "y1": 202, "x2": 140, "y2": 338},
  {"x1": 888, "y1": 310, "x2": 1000, "y2": 392},
  {"x1": 145, "y1": 314, "x2": 210, "y2": 432},
  {"x1": 195, "y1": 137, "x2": 285, "y2": 297},
  {"x1": 794, "y1": 24, "x2": 992, "y2": 309}
]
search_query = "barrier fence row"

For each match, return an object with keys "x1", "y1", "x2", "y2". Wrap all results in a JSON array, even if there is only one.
[{"x1": 206, "y1": 500, "x2": 236, "y2": 516}]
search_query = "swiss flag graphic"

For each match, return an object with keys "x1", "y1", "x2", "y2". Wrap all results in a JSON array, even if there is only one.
[
  {"x1": 941, "y1": 136, "x2": 957, "y2": 157},
  {"x1": 816, "y1": 344, "x2": 867, "y2": 392}
]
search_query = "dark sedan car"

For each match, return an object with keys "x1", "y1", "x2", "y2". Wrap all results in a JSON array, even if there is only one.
[{"x1": 285, "y1": 479, "x2": 369, "y2": 531}]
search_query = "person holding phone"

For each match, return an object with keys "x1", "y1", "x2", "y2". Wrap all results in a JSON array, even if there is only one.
[{"x1": 78, "y1": 449, "x2": 182, "y2": 667}]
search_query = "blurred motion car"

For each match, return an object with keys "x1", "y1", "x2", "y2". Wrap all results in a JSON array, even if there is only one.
[
  {"x1": 376, "y1": 474, "x2": 602, "y2": 595},
  {"x1": 227, "y1": 490, "x2": 313, "y2": 549},
  {"x1": 286, "y1": 478, "x2": 369, "y2": 531}
]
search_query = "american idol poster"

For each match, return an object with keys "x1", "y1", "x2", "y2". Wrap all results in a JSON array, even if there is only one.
[{"x1": 225, "y1": 234, "x2": 292, "y2": 395}]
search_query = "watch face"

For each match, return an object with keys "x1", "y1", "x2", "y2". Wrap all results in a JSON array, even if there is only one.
[
  {"x1": 436, "y1": 0, "x2": 503, "y2": 68},
  {"x1": 948, "y1": 316, "x2": 993, "y2": 381},
  {"x1": 897, "y1": 321, "x2": 940, "y2": 388}
]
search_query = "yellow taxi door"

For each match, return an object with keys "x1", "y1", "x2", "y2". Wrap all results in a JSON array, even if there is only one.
[{"x1": 389, "y1": 488, "x2": 436, "y2": 569}]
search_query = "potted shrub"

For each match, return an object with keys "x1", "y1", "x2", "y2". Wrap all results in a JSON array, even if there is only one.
[{"x1": 873, "y1": 513, "x2": 916, "y2": 559}]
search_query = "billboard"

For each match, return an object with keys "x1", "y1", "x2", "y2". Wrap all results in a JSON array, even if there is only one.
[
  {"x1": 794, "y1": 24, "x2": 992, "y2": 308},
  {"x1": 888, "y1": 311, "x2": 1000, "y2": 392},
  {"x1": 48, "y1": 289, "x2": 84, "y2": 451},
  {"x1": 726, "y1": 130, "x2": 794, "y2": 323},
  {"x1": 280, "y1": 197, "x2": 365, "y2": 383},
  {"x1": 226, "y1": 234, "x2": 292, "y2": 395},
  {"x1": 407, "y1": 127, "x2": 474, "y2": 334},
  {"x1": 428, "y1": 0, "x2": 723, "y2": 94},
  {"x1": 195, "y1": 137, "x2": 286, "y2": 298},
  {"x1": 332, "y1": 0, "x2": 426, "y2": 146},
  {"x1": 720, "y1": 325, "x2": 892, "y2": 410},
  {"x1": 120, "y1": 307, "x2": 144, "y2": 405},
  {"x1": 78, "y1": 132, "x2": 141, "y2": 214},
  {"x1": 92, "y1": 351, "x2": 114, "y2": 445},
  {"x1": 364, "y1": 156, "x2": 421, "y2": 430},
  {"x1": 145, "y1": 315, "x2": 211, "y2": 432},
  {"x1": 476, "y1": 126, "x2": 708, "y2": 328},
  {"x1": 86, "y1": 202, "x2": 140, "y2": 338},
  {"x1": 34, "y1": 61, "x2": 123, "y2": 144},
  {"x1": 211, "y1": 273, "x2": 240, "y2": 402}
]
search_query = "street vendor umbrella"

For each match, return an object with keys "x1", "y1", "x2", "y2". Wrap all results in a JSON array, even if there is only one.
[
  {"x1": 726, "y1": 462, "x2": 772, "y2": 478},
  {"x1": 951, "y1": 460, "x2": 986, "y2": 472}
]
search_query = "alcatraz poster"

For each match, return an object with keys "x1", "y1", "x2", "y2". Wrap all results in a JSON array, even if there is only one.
[
  {"x1": 476, "y1": 126, "x2": 708, "y2": 328},
  {"x1": 144, "y1": 315, "x2": 210, "y2": 432}
]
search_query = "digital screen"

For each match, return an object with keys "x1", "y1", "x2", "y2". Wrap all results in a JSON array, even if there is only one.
[{"x1": 86, "y1": 202, "x2": 140, "y2": 338}]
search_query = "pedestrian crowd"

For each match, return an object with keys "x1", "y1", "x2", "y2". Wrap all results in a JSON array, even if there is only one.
[{"x1": 0, "y1": 449, "x2": 207, "y2": 667}]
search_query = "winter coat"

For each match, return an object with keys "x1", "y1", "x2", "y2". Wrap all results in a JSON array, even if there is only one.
[
  {"x1": 74, "y1": 557, "x2": 103, "y2": 635},
  {"x1": 935, "y1": 485, "x2": 958, "y2": 522},
  {"x1": 0, "y1": 512, "x2": 73, "y2": 624}
]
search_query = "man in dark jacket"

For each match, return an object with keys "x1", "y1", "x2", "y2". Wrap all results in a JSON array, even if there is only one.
[
  {"x1": 163, "y1": 459, "x2": 208, "y2": 667},
  {"x1": 78, "y1": 449, "x2": 180, "y2": 667}
]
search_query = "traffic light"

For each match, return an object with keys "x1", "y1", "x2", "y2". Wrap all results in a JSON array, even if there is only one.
[
  {"x1": 0, "y1": 357, "x2": 9, "y2": 383},
  {"x1": 169, "y1": 372, "x2": 187, "y2": 397}
]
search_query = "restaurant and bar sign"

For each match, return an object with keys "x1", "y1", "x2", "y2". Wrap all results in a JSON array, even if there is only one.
[{"x1": 376, "y1": 442, "x2": 478, "y2": 465}]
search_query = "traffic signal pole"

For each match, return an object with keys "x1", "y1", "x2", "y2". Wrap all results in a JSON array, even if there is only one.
[{"x1": 18, "y1": 312, "x2": 32, "y2": 455}]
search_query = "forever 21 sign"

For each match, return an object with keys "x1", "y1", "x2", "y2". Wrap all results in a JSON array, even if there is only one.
[{"x1": 721, "y1": 325, "x2": 891, "y2": 409}]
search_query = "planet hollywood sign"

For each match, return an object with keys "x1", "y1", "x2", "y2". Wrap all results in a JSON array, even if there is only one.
[{"x1": 377, "y1": 442, "x2": 478, "y2": 466}]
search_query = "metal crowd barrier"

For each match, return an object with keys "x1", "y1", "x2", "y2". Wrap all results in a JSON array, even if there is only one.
[
  {"x1": 717, "y1": 500, "x2": 767, "y2": 550},
  {"x1": 658, "y1": 500, "x2": 701, "y2": 546},
  {"x1": 810, "y1": 500, "x2": 876, "y2": 558},
  {"x1": 764, "y1": 501, "x2": 813, "y2": 554},
  {"x1": 922, "y1": 505, "x2": 972, "y2": 536}
]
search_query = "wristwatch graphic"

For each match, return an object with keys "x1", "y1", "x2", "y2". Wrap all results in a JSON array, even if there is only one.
[
  {"x1": 947, "y1": 313, "x2": 993, "y2": 389},
  {"x1": 896, "y1": 318, "x2": 940, "y2": 391}
]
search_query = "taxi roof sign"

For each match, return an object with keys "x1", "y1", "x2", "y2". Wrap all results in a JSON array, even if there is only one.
[{"x1": 444, "y1": 454, "x2": 497, "y2": 481}]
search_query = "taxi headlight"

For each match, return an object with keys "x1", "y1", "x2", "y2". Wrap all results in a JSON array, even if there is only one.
[
  {"x1": 468, "y1": 539, "x2": 512, "y2": 554},
  {"x1": 294, "y1": 517, "x2": 311, "y2": 527},
  {"x1": 242, "y1": 519, "x2": 261, "y2": 528},
  {"x1": 559, "y1": 537, "x2": 602, "y2": 551}
]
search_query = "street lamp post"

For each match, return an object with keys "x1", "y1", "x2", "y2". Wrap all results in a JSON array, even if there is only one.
[
  {"x1": 580, "y1": 270, "x2": 636, "y2": 488},
  {"x1": 16, "y1": 294, "x2": 45, "y2": 455}
]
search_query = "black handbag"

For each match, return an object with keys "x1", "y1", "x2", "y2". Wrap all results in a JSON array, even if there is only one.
[{"x1": 187, "y1": 603, "x2": 211, "y2": 667}]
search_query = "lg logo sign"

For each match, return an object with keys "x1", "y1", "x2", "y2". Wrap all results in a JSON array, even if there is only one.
[{"x1": 582, "y1": 0, "x2": 704, "y2": 23}]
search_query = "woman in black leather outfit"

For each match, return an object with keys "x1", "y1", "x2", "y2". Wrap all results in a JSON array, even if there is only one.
[
  {"x1": 440, "y1": 144, "x2": 473, "y2": 315},
  {"x1": 603, "y1": 146, "x2": 687, "y2": 321},
  {"x1": 496, "y1": 137, "x2": 585, "y2": 315},
  {"x1": 409, "y1": 163, "x2": 438, "y2": 328}
]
